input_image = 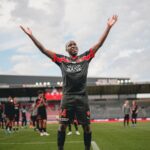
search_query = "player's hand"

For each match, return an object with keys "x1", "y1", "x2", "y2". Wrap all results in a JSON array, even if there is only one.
[
  {"x1": 107, "y1": 15, "x2": 118, "y2": 27},
  {"x1": 20, "y1": 25, "x2": 32, "y2": 36}
]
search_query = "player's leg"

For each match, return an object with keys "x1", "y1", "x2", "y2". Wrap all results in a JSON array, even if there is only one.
[
  {"x1": 134, "y1": 114, "x2": 137, "y2": 126},
  {"x1": 127, "y1": 114, "x2": 129, "y2": 126},
  {"x1": 39, "y1": 119, "x2": 43, "y2": 136},
  {"x1": 36, "y1": 116, "x2": 40, "y2": 131},
  {"x1": 58, "y1": 123, "x2": 67, "y2": 150},
  {"x1": 57, "y1": 106, "x2": 74, "y2": 150},
  {"x1": 124, "y1": 115, "x2": 127, "y2": 126},
  {"x1": 43, "y1": 119, "x2": 49, "y2": 135},
  {"x1": 1, "y1": 117, "x2": 4, "y2": 129},
  {"x1": 74, "y1": 121, "x2": 78, "y2": 131},
  {"x1": 5, "y1": 117, "x2": 9, "y2": 130},
  {"x1": 67, "y1": 123, "x2": 72, "y2": 135},
  {"x1": 57, "y1": 108, "x2": 67, "y2": 150},
  {"x1": 131, "y1": 114, "x2": 134, "y2": 127},
  {"x1": 16, "y1": 116, "x2": 19, "y2": 130},
  {"x1": 32, "y1": 116, "x2": 36, "y2": 128},
  {"x1": 15, "y1": 114, "x2": 19, "y2": 130},
  {"x1": 8, "y1": 116, "x2": 14, "y2": 132},
  {"x1": 82, "y1": 124, "x2": 92, "y2": 150},
  {"x1": 68, "y1": 123, "x2": 71, "y2": 131},
  {"x1": 74, "y1": 121, "x2": 80, "y2": 135},
  {"x1": 21, "y1": 117, "x2": 24, "y2": 127},
  {"x1": 76, "y1": 99, "x2": 92, "y2": 150},
  {"x1": 39, "y1": 112, "x2": 47, "y2": 135},
  {"x1": 24, "y1": 115, "x2": 27, "y2": 127},
  {"x1": 30, "y1": 116, "x2": 32, "y2": 128}
]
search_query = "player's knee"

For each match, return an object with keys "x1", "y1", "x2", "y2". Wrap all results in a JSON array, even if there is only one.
[
  {"x1": 82, "y1": 125, "x2": 91, "y2": 133},
  {"x1": 58, "y1": 124, "x2": 67, "y2": 132}
]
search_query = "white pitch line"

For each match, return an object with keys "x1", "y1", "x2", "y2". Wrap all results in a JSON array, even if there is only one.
[
  {"x1": 91, "y1": 141, "x2": 100, "y2": 150},
  {"x1": 0, "y1": 142, "x2": 55, "y2": 145},
  {"x1": 0, "y1": 140, "x2": 100, "y2": 150},
  {"x1": 0, "y1": 141, "x2": 83, "y2": 145}
]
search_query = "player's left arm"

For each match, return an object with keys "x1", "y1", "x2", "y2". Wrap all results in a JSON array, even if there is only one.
[{"x1": 91, "y1": 15, "x2": 118, "y2": 54}]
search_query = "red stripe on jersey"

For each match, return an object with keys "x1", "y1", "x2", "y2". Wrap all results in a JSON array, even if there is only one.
[
  {"x1": 53, "y1": 54, "x2": 70, "y2": 63},
  {"x1": 79, "y1": 48, "x2": 95, "y2": 62}
]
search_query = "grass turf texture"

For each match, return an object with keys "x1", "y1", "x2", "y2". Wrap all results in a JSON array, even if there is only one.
[{"x1": 0, "y1": 122, "x2": 150, "y2": 150}]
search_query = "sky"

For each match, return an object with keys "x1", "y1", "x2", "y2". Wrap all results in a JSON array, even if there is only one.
[{"x1": 0, "y1": 0, "x2": 150, "y2": 82}]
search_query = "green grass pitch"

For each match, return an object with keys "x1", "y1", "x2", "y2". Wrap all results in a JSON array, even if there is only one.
[{"x1": 0, "y1": 122, "x2": 150, "y2": 150}]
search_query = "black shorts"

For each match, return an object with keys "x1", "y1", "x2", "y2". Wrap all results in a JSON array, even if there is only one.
[
  {"x1": 31, "y1": 115, "x2": 37, "y2": 122},
  {"x1": 132, "y1": 113, "x2": 137, "y2": 119},
  {"x1": 59, "y1": 95, "x2": 90, "y2": 125},
  {"x1": 37, "y1": 106, "x2": 47, "y2": 120},
  {"x1": 124, "y1": 114, "x2": 129, "y2": 120},
  {"x1": 6, "y1": 114, "x2": 14, "y2": 121},
  {"x1": 37, "y1": 113, "x2": 47, "y2": 120}
]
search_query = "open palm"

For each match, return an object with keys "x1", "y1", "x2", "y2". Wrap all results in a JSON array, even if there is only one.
[
  {"x1": 107, "y1": 15, "x2": 118, "y2": 27},
  {"x1": 20, "y1": 25, "x2": 32, "y2": 35}
]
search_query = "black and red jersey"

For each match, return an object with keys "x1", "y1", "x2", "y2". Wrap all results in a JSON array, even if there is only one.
[
  {"x1": 4, "y1": 101, "x2": 15, "y2": 116},
  {"x1": 131, "y1": 105, "x2": 138, "y2": 114},
  {"x1": 53, "y1": 49, "x2": 95, "y2": 95},
  {"x1": 14, "y1": 103, "x2": 20, "y2": 115}
]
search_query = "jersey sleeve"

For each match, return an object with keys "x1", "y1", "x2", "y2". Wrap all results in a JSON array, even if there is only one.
[{"x1": 80, "y1": 48, "x2": 95, "y2": 63}]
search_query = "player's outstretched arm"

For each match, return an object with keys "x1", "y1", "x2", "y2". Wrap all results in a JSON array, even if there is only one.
[
  {"x1": 20, "y1": 26, "x2": 55, "y2": 59},
  {"x1": 91, "y1": 15, "x2": 118, "y2": 54}
]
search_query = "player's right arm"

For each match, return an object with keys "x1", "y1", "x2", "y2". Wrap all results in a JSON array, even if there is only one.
[
  {"x1": 20, "y1": 26, "x2": 55, "y2": 60},
  {"x1": 91, "y1": 15, "x2": 118, "y2": 54}
]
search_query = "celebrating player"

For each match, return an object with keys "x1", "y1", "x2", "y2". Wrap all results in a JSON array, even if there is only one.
[{"x1": 20, "y1": 15, "x2": 118, "y2": 150}]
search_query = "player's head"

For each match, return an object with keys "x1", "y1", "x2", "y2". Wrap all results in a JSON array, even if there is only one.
[
  {"x1": 132, "y1": 100, "x2": 136, "y2": 105},
  {"x1": 65, "y1": 40, "x2": 78, "y2": 57},
  {"x1": 8, "y1": 96, "x2": 13, "y2": 103},
  {"x1": 37, "y1": 90, "x2": 44, "y2": 98}
]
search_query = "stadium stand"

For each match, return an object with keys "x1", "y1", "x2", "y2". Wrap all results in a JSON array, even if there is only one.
[{"x1": 0, "y1": 75, "x2": 150, "y2": 121}]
